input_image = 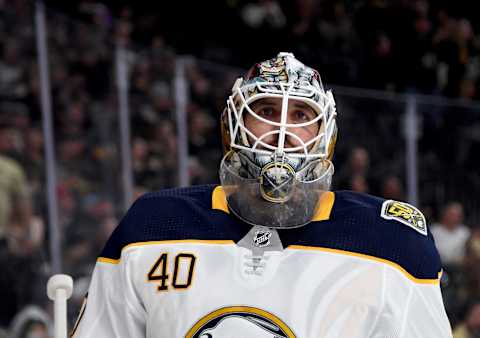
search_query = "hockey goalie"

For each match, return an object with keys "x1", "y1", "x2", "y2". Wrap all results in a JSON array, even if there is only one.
[{"x1": 67, "y1": 53, "x2": 452, "y2": 338}]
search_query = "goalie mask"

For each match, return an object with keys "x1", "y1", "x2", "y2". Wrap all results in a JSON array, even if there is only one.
[{"x1": 220, "y1": 52, "x2": 337, "y2": 228}]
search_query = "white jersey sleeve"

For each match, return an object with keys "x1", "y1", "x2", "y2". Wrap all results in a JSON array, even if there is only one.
[
  {"x1": 71, "y1": 250, "x2": 146, "y2": 338},
  {"x1": 370, "y1": 267, "x2": 452, "y2": 338},
  {"x1": 400, "y1": 282, "x2": 452, "y2": 337}
]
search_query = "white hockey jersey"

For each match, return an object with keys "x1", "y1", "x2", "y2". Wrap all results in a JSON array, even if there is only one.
[{"x1": 71, "y1": 185, "x2": 452, "y2": 338}]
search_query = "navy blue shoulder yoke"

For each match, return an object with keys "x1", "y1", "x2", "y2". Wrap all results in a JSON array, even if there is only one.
[
  {"x1": 99, "y1": 185, "x2": 250, "y2": 260},
  {"x1": 279, "y1": 191, "x2": 442, "y2": 280},
  {"x1": 99, "y1": 187, "x2": 441, "y2": 281}
]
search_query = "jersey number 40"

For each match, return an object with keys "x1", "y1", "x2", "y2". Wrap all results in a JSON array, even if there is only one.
[{"x1": 147, "y1": 253, "x2": 197, "y2": 292}]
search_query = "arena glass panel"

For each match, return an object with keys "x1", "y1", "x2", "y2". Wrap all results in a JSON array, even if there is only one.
[
  {"x1": 42, "y1": 7, "x2": 126, "y2": 327},
  {"x1": 41, "y1": 10, "x2": 180, "y2": 328}
]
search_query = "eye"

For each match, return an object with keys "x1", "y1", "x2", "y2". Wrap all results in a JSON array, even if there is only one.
[
  {"x1": 258, "y1": 107, "x2": 274, "y2": 118},
  {"x1": 294, "y1": 110, "x2": 314, "y2": 122}
]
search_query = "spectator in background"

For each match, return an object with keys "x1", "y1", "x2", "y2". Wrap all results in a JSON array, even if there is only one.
[
  {"x1": 0, "y1": 40, "x2": 28, "y2": 99},
  {"x1": 0, "y1": 135, "x2": 42, "y2": 328},
  {"x1": 463, "y1": 227, "x2": 480, "y2": 290},
  {"x1": 335, "y1": 146, "x2": 373, "y2": 191},
  {"x1": 57, "y1": 136, "x2": 95, "y2": 182},
  {"x1": 453, "y1": 300, "x2": 480, "y2": 338},
  {"x1": 1, "y1": 102, "x2": 31, "y2": 132},
  {"x1": 64, "y1": 195, "x2": 117, "y2": 278},
  {"x1": 431, "y1": 202, "x2": 470, "y2": 266},
  {"x1": 434, "y1": 14, "x2": 477, "y2": 98},
  {"x1": 131, "y1": 136, "x2": 156, "y2": 189},
  {"x1": 454, "y1": 227, "x2": 480, "y2": 315},
  {"x1": 241, "y1": 0, "x2": 286, "y2": 31},
  {"x1": 0, "y1": 149, "x2": 33, "y2": 254},
  {"x1": 381, "y1": 175, "x2": 404, "y2": 201},
  {"x1": 0, "y1": 119, "x2": 23, "y2": 162},
  {"x1": 148, "y1": 120, "x2": 178, "y2": 188},
  {"x1": 411, "y1": 0, "x2": 437, "y2": 92},
  {"x1": 442, "y1": 225, "x2": 480, "y2": 326},
  {"x1": 317, "y1": 0, "x2": 359, "y2": 86},
  {"x1": 8, "y1": 305, "x2": 52, "y2": 338},
  {"x1": 57, "y1": 100, "x2": 91, "y2": 139},
  {"x1": 19, "y1": 127, "x2": 44, "y2": 210},
  {"x1": 349, "y1": 174, "x2": 369, "y2": 193},
  {"x1": 240, "y1": 0, "x2": 286, "y2": 58}
]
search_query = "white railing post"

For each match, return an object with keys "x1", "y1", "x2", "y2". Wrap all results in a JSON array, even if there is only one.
[{"x1": 47, "y1": 274, "x2": 74, "y2": 338}]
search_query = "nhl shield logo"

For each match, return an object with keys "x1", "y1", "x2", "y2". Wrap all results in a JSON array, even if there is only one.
[{"x1": 253, "y1": 230, "x2": 272, "y2": 248}]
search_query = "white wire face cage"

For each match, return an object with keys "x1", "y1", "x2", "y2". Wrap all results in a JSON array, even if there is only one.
[{"x1": 226, "y1": 79, "x2": 337, "y2": 161}]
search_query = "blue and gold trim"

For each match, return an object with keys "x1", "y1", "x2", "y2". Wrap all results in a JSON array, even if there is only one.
[
  {"x1": 211, "y1": 186, "x2": 229, "y2": 213},
  {"x1": 98, "y1": 240, "x2": 234, "y2": 265},
  {"x1": 97, "y1": 239, "x2": 440, "y2": 285},
  {"x1": 287, "y1": 245, "x2": 441, "y2": 284}
]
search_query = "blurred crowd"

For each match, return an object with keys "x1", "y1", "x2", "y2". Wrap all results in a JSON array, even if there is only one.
[
  {"x1": 0, "y1": 0, "x2": 479, "y2": 337},
  {"x1": 95, "y1": 0, "x2": 480, "y2": 100}
]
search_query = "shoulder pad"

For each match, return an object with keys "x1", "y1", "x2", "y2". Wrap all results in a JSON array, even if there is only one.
[
  {"x1": 297, "y1": 191, "x2": 442, "y2": 281},
  {"x1": 98, "y1": 185, "x2": 247, "y2": 261},
  {"x1": 99, "y1": 186, "x2": 217, "y2": 260}
]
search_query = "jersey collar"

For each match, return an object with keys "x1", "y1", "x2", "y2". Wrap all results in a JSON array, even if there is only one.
[{"x1": 211, "y1": 186, "x2": 334, "y2": 222}]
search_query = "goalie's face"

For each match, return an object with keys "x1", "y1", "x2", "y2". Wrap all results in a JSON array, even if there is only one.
[{"x1": 245, "y1": 98, "x2": 320, "y2": 150}]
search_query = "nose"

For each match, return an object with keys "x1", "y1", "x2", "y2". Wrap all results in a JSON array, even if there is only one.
[
  {"x1": 257, "y1": 127, "x2": 303, "y2": 149},
  {"x1": 258, "y1": 131, "x2": 279, "y2": 148},
  {"x1": 284, "y1": 125, "x2": 304, "y2": 148}
]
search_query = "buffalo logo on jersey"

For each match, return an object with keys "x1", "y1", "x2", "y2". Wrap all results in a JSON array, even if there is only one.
[
  {"x1": 253, "y1": 230, "x2": 273, "y2": 248},
  {"x1": 381, "y1": 200, "x2": 427, "y2": 236},
  {"x1": 185, "y1": 306, "x2": 295, "y2": 338}
]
